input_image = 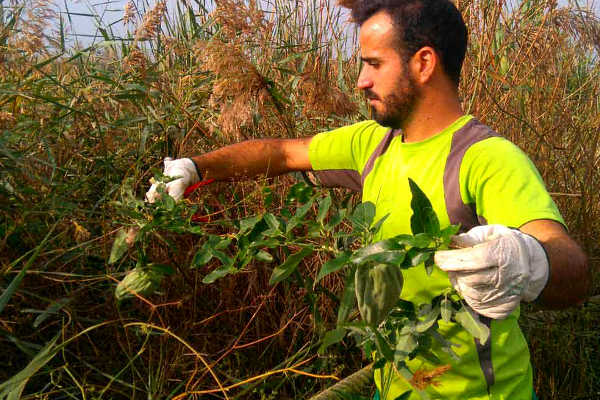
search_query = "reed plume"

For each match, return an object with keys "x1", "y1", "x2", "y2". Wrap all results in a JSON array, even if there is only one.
[
  {"x1": 123, "y1": 1, "x2": 136, "y2": 25},
  {"x1": 135, "y1": 1, "x2": 167, "y2": 41}
]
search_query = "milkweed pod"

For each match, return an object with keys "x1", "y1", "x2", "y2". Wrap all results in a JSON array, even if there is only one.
[
  {"x1": 355, "y1": 263, "x2": 404, "y2": 326},
  {"x1": 115, "y1": 266, "x2": 163, "y2": 301}
]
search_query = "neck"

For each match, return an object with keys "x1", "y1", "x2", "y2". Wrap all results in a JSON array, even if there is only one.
[{"x1": 401, "y1": 87, "x2": 464, "y2": 143}]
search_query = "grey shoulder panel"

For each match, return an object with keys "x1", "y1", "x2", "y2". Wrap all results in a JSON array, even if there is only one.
[
  {"x1": 307, "y1": 169, "x2": 362, "y2": 192},
  {"x1": 306, "y1": 128, "x2": 401, "y2": 193},
  {"x1": 443, "y1": 118, "x2": 500, "y2": 232}
]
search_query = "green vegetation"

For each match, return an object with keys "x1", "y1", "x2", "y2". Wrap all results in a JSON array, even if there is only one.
[{"x1": 1, "y1": 0, "x2": 599, "y2": 399}]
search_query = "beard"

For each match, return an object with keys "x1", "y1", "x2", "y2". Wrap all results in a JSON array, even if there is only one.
[{"x1": 366, "y1": 73, "x2": 417, "y2": 129}]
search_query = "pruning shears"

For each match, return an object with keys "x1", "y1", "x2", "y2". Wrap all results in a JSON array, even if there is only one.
[{"x1": 183, "y1": 179, "x2": 216, "y2": 223}]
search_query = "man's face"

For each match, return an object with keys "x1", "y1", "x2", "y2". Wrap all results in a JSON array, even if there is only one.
[{"x1": 357, "y1": 11, "x2": 418, "y2": 129}]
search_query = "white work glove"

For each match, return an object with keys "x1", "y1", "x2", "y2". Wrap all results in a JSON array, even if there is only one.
[
  {"x1": 145, "y1": 157, "x2": 200, "y2": 203},
  {"x1": 434, "y1": 225, "x2": 549, "y2": 320}
]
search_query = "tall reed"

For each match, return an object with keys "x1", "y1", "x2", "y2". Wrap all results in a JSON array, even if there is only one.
[{"x1": 0, "y1": 0, "x2": 598, "y2": 398}]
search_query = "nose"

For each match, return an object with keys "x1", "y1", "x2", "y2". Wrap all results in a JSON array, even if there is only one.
[{"x1": 357, "y1": 68, "x2": 373, "y2": 90}]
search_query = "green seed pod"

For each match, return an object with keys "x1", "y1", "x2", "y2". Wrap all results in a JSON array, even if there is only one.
[
  {"x1": 115, "y1": 267, "x2": 162, "y2": 301},
  {"x1": 355, "y1": 263, "x2": 404, "y2": 326}
]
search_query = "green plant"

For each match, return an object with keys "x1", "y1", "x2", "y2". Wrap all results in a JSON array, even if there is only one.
[{"x1": 109, "y1": 176, "x2": 492, "y2": 399}]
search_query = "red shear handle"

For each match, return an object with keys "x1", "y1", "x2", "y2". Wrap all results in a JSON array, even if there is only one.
[{"x1": 183, "y1": 179, "x2": 215, "y2": 198}]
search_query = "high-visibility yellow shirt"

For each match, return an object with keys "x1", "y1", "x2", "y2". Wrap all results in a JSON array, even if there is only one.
[{"x1": 308, "y1": 115, "x2": 563, "y2": 400}]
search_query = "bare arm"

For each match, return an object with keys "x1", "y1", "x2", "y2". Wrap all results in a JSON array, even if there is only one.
[
  {"x1": 190, "y1": 137, "x2": 313, "y2": 181},
  {"x1": 520, "y1": 219, "x2": 590, "y2": 308}
]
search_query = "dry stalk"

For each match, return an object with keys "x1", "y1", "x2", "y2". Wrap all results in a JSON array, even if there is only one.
[
  {"x1": 8, "y1": 0, "x2": 56, "y2": 56},
  {"x1": 123, "y1": 1, "x2": 136, "y2": 25},
  {"x1": 409, "y1": 365, "x2": 452, "y2": 390},
  {"x1": 134, "y1": 1, "x2": 167, "y2": 41},
  {"x1": 213, "y1": 0, "x2": 273, "y2": 42},
  {"x1": 195, "y1": 39, "x2": 293, "y2": 140}
]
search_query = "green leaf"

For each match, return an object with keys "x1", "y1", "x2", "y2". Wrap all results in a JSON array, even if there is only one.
[
  {"x1": 454, "y1": 303, "x2": 490, "y2": 344},
  {"x1": 373, "y1": 329, "x2": 394, "y2": 361},
  {"x1": 156, "y1": 188, "x2": 176, "y2": 210},
  {"x1": 192, "y1": 237, "x2": 218, "y2": 266},
  {"x1": 263, "y1": 187, "x2": 274, "y2": 207},
  {"x1": 307, "y1": 221, "x2": 322, "y2": 237},
  {"x1": 237, "y1": 254, "x2": 254, "y2": 269},
  {"x1": 361, "y1": 250, "x2": 406, "y2": 266},
  {"x1": 338, "y1": 320, "x2": 369, "y2": 336},
  {"x1": 416, "y1": 346, "x2": 443, "y2": 365},
  {"x1": 149, "y1": 264, "x2": 175, "y2": 276},
  {"x1": 394, "y1": 233, "x2": 432, "y2": 249},
  {"x1": 441, "y1": 298, "x2": 452, "y2": 322},
  {"x1": 315, "y1": 251, "x2": 351, "y2": 284},
  {"x1": 214, "y1": 238, "x2": 232, "y2": 250},
  {"x1": 392, "y1": 299, "x2": 416, "y2": 316},
  {"x1": 394, "y1": 391, "x2": 413, "y2": 400},
  {"x1": 108, "y1": 228, "x2": 129, "y2": 264},
  {"x1": 416, "y1": 305, "x2": 439, "y2": 333},
  {"x1": 286, "y1": 182, "x2": 313, "y2": 204},
  {"x1": 0, "y1": 333, "x2": 60, "y2": 399},
  {"x1": 408, "y1": 178, "x2": 440, "y2": 236},
  {"x1": 395, "y1": 332, "x2": 418, "y2": 356},
  {"x1": 212, "y1": 250, "x2": 233, "y2": 266},
  {"x1": 0, "y1": 225, "x2": 56, "y2": 315},
  {"x1": 247, "y1": 219, "x2": 269, "y2": 243},
  {"x1": 318, "y1": 328, "x2": 346, "y2": 355},
  {"x1": 317, "y1": 195, "x2": 332, "y2": 224},
  {"x1": 33, "y1": 298, "x2": 71, "y2": 329},
  {"x1": 192, "y1": 236, "x2": 231, "y2": 267},
  {"x1": 337, "y1": 265, "x2": 357, "y2": 324},
  {"x1": 325, "y1": 209, "x2": 346, "y2": 231},
  {"x1": 202, "y1": 265, "x2": 237, "y2": 284},
  {"x1": 187, "y1": 225, "x2": 205, "y2": 235},
  {"x1": 349, "y1": 201, "x2": 376, "y2": 231},
  {"x1": 286, "y1": 198, "x2": 314, "y2": 233},
  {"x1": 424, "y1": 256, "x2": 435, "y2": 275},
  {"x1": 440, "y1": 224, "x2": 460, "y2": 246},
  {"x1": 269, "y1": 247, "x2": 314, "y2": 285},
  {"x1": 254, "y1": 250, "x2": 273, "y2": 263},
  {"x1": 192, "y1": 248, "x2": 213, "y2": 267},
  {"x1": 370, "y1": 213, "x2": 390, "y2": 235},
  {"x1": 263, "y1": 213, "x2": 280, "y2": 231},
  {"x1": 249, "y1": 238, "x2": 281, "y2": 249},
  {"x1": 373, "y1": 357, "x2": 387, "y2": 370},
  {"x1": 430, "y1": 330, "x2": 460, "y2": 361},
  {"x1": 402, "y1": 248, "x2": 433, "y2": 270},
  {"x1": 351, "y1": 238, "x2": 404, "y2": 265},
  {"x1": 238, "y1": 215, "x2": 262, "y2": 235}
]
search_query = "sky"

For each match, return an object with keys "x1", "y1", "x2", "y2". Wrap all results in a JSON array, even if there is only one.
[
  {"x1": 57, "y1": 0, "x2": 183, "y2": 46},
  {"x1": 55, "y1": 0, "x2": 353, "y2": 48},
  {"x1": 43, "y1": 0, "x2": 600, "y2": 49}
]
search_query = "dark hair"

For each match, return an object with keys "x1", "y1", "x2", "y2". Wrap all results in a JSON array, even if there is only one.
[{"x1": 351, "y1": 0, "x2": 468, "y2": 85}]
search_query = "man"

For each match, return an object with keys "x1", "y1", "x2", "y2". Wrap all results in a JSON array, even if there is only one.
[{"x1": 146, "y1": 0, "x2": 589, "y2": 398}]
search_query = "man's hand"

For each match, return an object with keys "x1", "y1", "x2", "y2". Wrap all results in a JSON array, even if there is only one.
[
  {"x1": 145, "y1": 157, "x2": 200, "y2": 202},
  {"x1": 434, "y1": 225, "x2": 549, "y2": 320}
]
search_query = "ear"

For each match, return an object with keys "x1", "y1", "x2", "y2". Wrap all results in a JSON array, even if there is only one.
[{"x1": 409, "y1": 46, "x2": 437, "y2": 84}]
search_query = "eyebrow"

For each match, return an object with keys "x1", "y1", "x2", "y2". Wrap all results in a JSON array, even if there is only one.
[{"x1": 360, "y1": 56, "x2": 380, "y2": 63}]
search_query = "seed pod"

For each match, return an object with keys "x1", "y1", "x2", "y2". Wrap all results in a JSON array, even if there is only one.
[
  {"x1": 115, "y1": 267, "x2": 163, "y2": 301},
  {"x1": 355, "y1": 263, "x2": 404, "y2": 326}
]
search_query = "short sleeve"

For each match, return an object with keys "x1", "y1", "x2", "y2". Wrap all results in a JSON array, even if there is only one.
[
  {"x1": 460, "y1": 137, "x2": 565, "y2": 229},
  {"x1": 309, "y1": 120, "x2": 389, "y2": 174}
]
